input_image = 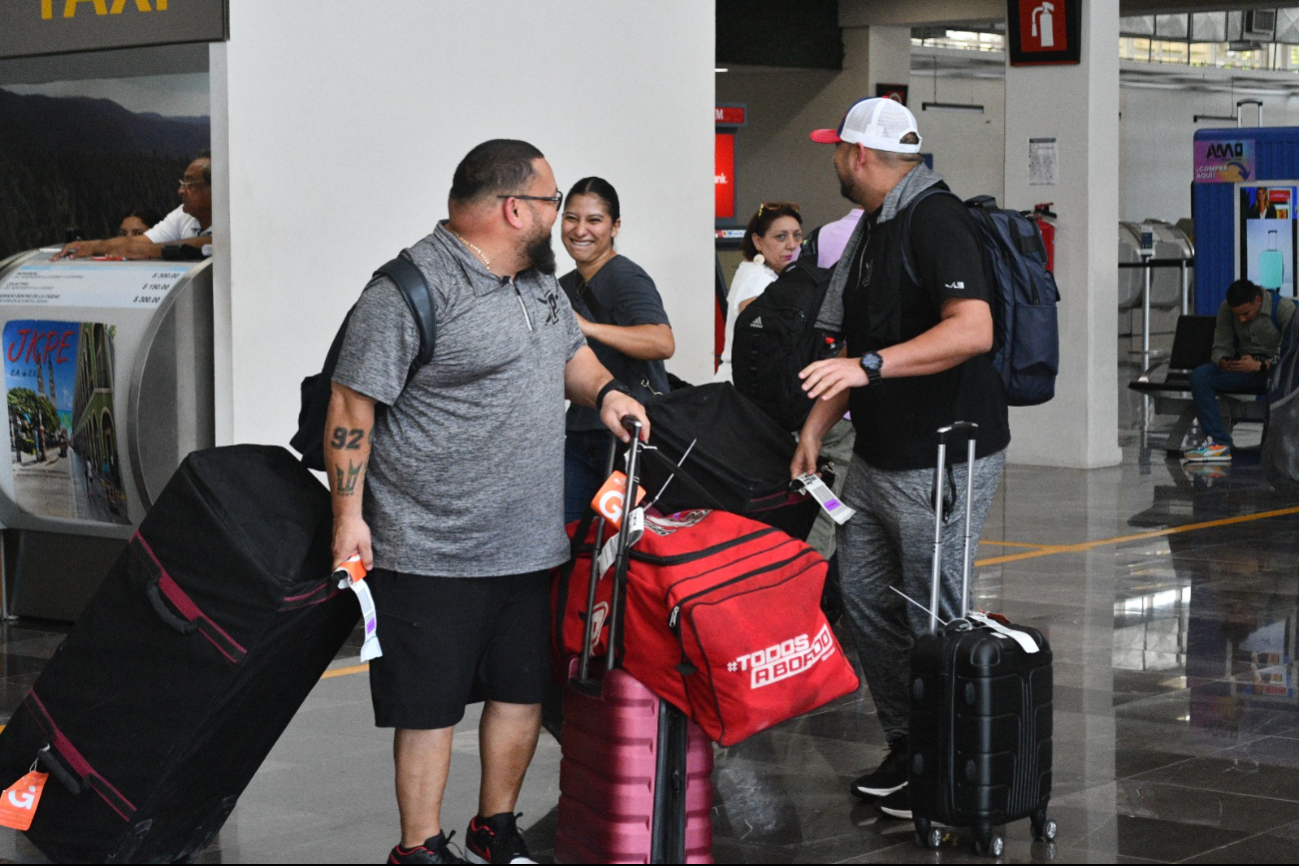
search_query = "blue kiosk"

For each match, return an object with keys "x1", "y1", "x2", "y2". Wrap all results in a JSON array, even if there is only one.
[{"x1": 1194, "y1": 125, "x2": 1299, "y2": 314}]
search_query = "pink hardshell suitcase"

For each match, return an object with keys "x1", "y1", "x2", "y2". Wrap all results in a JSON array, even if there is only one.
[{"x1": 553, "y1": 420, "x2": 714, "y2": 864}]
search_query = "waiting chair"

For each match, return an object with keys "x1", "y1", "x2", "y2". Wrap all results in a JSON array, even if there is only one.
[{"x1": 1128, "y1": 315, "x2": 1268, "y2": 455}]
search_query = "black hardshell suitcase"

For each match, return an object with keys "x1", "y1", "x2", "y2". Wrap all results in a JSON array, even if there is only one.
[
  {"x1": 0, "y1": 445, "x2": 359, "y2": 863},
  {"x1": 907, "y1": 423, "x2": 1056, "y2": 856}
]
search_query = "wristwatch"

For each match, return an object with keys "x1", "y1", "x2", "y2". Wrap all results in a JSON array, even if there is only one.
[
  {"x1": 596, "y1": 379, "x2": 632, "y2": 411},
  {"x1": 860, "y1": 352, "x2": 884, "y2": 385}
]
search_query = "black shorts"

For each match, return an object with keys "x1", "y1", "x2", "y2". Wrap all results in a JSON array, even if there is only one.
[{"x1": 366, "y1": 569, "x2": 552, "y2": 730}]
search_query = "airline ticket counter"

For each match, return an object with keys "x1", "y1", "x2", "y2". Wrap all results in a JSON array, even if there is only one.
[{"x1": 0, "y1": 251, "x2": 214, "y2": 621}]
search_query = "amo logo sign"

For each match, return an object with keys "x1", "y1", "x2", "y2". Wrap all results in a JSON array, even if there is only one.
[{"x1": 1194, "y1": 139, "x2": 1254, "y2": 184}]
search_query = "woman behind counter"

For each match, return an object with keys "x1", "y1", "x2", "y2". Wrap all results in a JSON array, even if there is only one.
[
  {"x1": 715, "y1": 201, "x2": 803, "y2": 382},
  {"x1": 559, "y1": 177, "x2": 675, "y2": 523}
]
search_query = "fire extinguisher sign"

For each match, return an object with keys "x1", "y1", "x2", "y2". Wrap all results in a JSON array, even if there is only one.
[{"x1": 1007, "y1": 0, "x2": 1082, "y2": 67}]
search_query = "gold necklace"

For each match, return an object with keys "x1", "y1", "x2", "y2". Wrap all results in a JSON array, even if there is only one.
[{"x1": 448, "y1": 228, "x2": 491, "y2": 269}]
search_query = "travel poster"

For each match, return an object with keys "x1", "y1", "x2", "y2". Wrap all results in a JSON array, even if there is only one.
[
  {"x1": 1239, "y1": 185, "x2": 1299, "y2": 299},
  {"x1": 3, "y1": 319, "x2": 129, "y2": 525}
]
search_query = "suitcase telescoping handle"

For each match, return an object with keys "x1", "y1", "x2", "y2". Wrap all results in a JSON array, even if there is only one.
[
  {"x1": 577, "y1": 428, "x2": 622, "y2": 685},
  {"x1": 929, "y1": 422, "x2": 979, "y2": 634},
  {"x1": 603, "y1": 416, "x2": 644, "y2": 670}
]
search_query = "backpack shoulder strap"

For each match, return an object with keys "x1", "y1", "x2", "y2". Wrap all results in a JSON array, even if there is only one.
[
  {"x1": 899, "y1": 187, "x2": 961, "y2": 286},
  {"x1": 575, "y1": 278, "x2": 614, "y2": 326},
  {"x1": 375, "y1": 250, "x2": 437, "y2": 368},
  {"x1": 801, "y1": 225, "x2": 822, "y2": 263},
  {"x1": 1268, "y1": 290, "x2": 1285, "y2": 332}
]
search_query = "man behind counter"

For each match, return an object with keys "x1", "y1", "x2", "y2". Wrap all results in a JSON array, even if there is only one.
[{"x1": 54, "y1": 151, "x2": 213, "y2": 261}]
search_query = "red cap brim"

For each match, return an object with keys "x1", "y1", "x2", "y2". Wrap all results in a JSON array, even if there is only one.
[{"x1": 809, "y1": 129, "x2": 841, "y2": 144}]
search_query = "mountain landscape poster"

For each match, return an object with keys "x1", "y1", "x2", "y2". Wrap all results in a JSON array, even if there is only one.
[{"x1": 0, "y1": 73, "x2": 210, "y2": 260}]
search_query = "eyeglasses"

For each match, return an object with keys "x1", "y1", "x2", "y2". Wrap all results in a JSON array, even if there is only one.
[
  {"x1": 757, "y1": 201, "x2": 800, "y2": 217},
  {"x1": 178, "y1": 178, "x2": 207, "y2": 190},
  {"x1": 498, "y1": 193, "x2": 563, "y2": 209}
]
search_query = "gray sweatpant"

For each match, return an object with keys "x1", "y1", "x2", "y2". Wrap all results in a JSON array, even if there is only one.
[{"x1": 836, "y1": 449, "x2": 1005, "y2": 743}]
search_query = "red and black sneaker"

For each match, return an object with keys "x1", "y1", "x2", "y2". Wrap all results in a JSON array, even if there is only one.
[
  {"x1": 388, "y1": 830, "x2": 467, "y2": 864},
  {"x1": 465, "y1": 812, "x2": 537, "y2": 865}
]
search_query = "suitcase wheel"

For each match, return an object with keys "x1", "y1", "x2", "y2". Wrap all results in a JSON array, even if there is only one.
[
  {"x1": 971, "y1": 826, "x2": 1005, "y2": 857},
  {"x1": 912, "y1": 818, "x2": 954, "y2": 851},
  {"x1": 1031, "y1": 811, "x2": 1058, "y2": 843}
]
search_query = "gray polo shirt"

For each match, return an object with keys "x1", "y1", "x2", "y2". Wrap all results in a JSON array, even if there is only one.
[{"x1": 332, "y1": 223, "x2": 586, "y2": 577}]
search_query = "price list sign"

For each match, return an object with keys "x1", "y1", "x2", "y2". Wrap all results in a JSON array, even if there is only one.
[{"x1": 0, "y1": 263, "x2": 189, "y2": 309}]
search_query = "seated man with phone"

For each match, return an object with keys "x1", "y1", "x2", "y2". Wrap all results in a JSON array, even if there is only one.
[{"x1": 1184, "y1": 279, "x2": 1296, "y2": 463}]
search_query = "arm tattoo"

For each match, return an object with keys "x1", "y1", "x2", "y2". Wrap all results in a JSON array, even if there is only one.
[
  {"x1": 330, "y1": 427, "x2": 366, "y2": 450},
  {"x1": 333, "y1": 459, "x2": 364, "y2": 496}
]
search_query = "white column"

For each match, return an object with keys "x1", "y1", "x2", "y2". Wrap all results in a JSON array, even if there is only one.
[
  {"x1": 865, "y1": 25, "x2": 912, "y2": 95},
  {"x1": 1002, "y1": 0, "x2": 1122, "y2": 469}
]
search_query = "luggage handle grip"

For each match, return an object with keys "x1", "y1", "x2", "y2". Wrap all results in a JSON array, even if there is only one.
[
  {"x1": 937, "y1": 421, "x2": 979, "y2": 446},
  {"x1": 145, "y1": 578, "x2": 199, "y2": 635},
  {"x1": 37, "y1": 744, "x2": 86, "y2": 796}
]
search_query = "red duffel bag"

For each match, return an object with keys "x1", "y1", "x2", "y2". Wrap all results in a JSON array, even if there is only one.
[{"x1": 553, "y1": 508, "x2": 859, "y2": 746}]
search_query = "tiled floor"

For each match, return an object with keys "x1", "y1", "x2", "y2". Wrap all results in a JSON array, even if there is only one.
[{"x1": 1, "y1": 351, "x2": 1298, "y2": 863}]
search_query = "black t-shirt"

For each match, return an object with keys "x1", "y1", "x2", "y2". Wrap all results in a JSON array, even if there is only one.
[
  {"x1": 830, "y1": 191, "x2": 1010, "y2": 470},
  {"x1": 559, "y1": 255, "x2": 671, "y2": 432}
]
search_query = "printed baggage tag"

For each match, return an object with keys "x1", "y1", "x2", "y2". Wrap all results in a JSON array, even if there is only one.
[
  {"x1": 626, "y1": 507, "x2": 645, "y2": 547},
  {"x1": 593, "y1": 505, "x2": 647, "y2": 580},
  {"x1": 968, "y1": 612, "x2": 1040, "y2": 654},
  {"x1": 595, "y1": 536, "x2": 619, "y2": 579},
  {"x1": 334, "y1": 556, "x2": 383, "y2": 663},
  {"x1": 0, "y1": 771, "x2": 47, "y2": 831},
  {"x1": 795, "y1": 473, "x2": 856, "y2": 525},
  {"x1": 591, "y1": 471, "x2": 646, "y2": 530}
]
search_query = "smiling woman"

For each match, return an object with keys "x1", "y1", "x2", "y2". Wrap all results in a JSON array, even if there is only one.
[{"x1": 558, "y1": 176, "x2": 675, "y2": 523}]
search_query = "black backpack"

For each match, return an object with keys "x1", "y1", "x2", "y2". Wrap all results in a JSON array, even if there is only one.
[
  {"x1": 290, "y1": 251, "x2": 437, "y2": 471},
  {"x1": 730, "y1": 260, "x2": 839, "y2": 432}
]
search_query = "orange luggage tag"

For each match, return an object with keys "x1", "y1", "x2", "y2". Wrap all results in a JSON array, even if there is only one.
[
  {"x1": 333, "y1": 555, "x2": 382, "y2": 663},
  {"x1": 0, "y1": 767, "x2": 48, "y2": 831},
  {"x1": 591, "y1": 471, "x2": 645, "y2": 531}
]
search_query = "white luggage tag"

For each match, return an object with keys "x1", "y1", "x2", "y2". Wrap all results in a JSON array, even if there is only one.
[
  {"x1": 967, "y1": 612, "x2": 1040, "y2": 654},
  {"x1": 795, "y1": 473, "x2": 856, "y2": 525},
  {"x1": 334, "y1": 556, "x2": 383, "y2": 662},
  {"x1": 593, "y1": 506, "x2": 646, "y2": 580}
]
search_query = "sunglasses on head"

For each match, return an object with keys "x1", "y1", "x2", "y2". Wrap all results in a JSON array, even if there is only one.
[{"x1": 757, "y1": 201, "x2": 800, "y2": 217}]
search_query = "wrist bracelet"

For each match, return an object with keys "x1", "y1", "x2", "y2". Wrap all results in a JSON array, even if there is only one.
[{"x1": 596, "y1": 379, "x2": 632, "y2": 411}]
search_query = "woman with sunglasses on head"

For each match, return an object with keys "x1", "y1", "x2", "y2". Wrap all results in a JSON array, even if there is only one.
[
  {"x1": 715, "y1": 201, "x2": 803, "y2": 382},
  {"x1": 559, "y1": 177, "x2": 675, "y2": 524}
]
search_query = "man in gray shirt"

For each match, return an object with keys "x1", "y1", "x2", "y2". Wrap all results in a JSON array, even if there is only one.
[{"x1": 327, "y1": 139, "x2": 648, "y2": 865}]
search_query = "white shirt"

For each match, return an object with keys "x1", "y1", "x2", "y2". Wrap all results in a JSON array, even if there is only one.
[
  {"x1": 144, "y1": 205, "x2": 204, "y2": 244},
  {"x1": 715, "y1": 258, "x2": 778, "y2": 383}
]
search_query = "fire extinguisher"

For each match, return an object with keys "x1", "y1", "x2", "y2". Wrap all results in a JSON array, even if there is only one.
[{"x1": 1029, "y1": 203, "x2": 1057, "y2": 274}]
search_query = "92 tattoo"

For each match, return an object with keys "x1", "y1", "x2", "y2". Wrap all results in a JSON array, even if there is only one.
[{"x1": 330, "y1": 427, "x2": 365, "y2": 450}]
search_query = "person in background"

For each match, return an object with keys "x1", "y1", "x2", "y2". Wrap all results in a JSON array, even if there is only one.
[
  {"x1": 118, "y1": 208, "x2": 164, "y2": 238},
  {"x1": 559, "y1": 177, "x2": 674, "y2": 523},
  {"x1": 1184, "y1": 278, "x2": 1296, "y2": 463},
  {"x1": 55, "y1": 151, "x2": 213, "y2": 260},
  {"x1": 715, "y1": 202, "x2": 802, "y2": 382},
  {"x1": 805, "y1": 206, "x2": 864, "y2": 269}
]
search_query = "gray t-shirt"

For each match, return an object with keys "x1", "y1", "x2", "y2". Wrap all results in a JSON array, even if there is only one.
[{"x1": 332, "y1": 223, "x2": 586, "y2": 577}]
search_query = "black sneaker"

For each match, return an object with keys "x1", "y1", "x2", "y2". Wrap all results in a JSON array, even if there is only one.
[
  {"x1": 850, "y1": 738, "x2": 909, "y2": 799},
  {"x1": 465, "y1": 812, "x2": 537, "y2": 865},
  {"x1": 388, "y1": 831, "x2": 467, "y2": 864},
  {"x1": 876, "y1": 787, "x2": 912, "y2": 820}
]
